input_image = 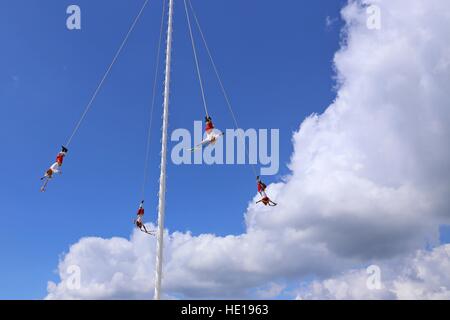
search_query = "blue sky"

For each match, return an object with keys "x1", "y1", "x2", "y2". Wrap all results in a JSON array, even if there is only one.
[
  {"x1": 1, "y1": 0, "x2": 448, "y2": 300},
  {"x1": 0, "y1": 0, "x2": 346, "y2": 299}
]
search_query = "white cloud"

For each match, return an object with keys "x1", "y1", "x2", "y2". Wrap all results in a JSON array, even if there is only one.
[
  {"x1": 296, "y1": 244, "x2": 450, "y2": 300},
  {"x1": 46, "y1": 233, "x2": 157, "y2": 299},
  {"x1": 255, "y1": 282, "x2": 286, "y2": 299},
  {"x1": 47, "y1": 0, "x2": 450, "y2": 299}
]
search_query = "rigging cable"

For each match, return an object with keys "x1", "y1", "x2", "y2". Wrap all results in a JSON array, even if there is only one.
[
  {"x1": 187, "y1": 0, "x2": 258, "y2": 177},
  {"x1": 183, "y1": 0, "x2": 209, "y2": 118},
  {"x1": 142, "y1": 0, "x2": 167, "y2": 199},
  {"x1": 65, "y1": 0, "x2": 150, "y2": 147}
]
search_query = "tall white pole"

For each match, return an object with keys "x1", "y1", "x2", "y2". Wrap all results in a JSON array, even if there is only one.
[{"x1": 154, "y1": 0, "x2": 174, "y2": 300}]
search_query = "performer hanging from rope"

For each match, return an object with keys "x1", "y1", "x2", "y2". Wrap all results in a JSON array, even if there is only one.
[
  {"x1": 56, "y1": 146, "x2": 68, "y2": 165},
  {"x1": 40, "y1": 146, "x2": 68, "y2": 192},
  {"x1": 257, "y1": 176, "x2": 267, "y2": 196},
  {"x1": 134, "y1": 201, "x2": 155, "y2": 235},
  {"x1": 205, "y1": 115, "x2": 214, "y2": 134},
  {"x1": 256, "y1": 176, "x2": 277, "y2": 206},
  {"x1": 189, "y1": 115, "x2": 224, "y2": 152}
]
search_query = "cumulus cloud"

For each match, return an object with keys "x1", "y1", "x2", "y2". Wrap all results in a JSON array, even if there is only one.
[
  {"x1": 296, "y1": 244, "x2": 450, "y2": 300},
  {"x1": 47, "y1": 0, "x2": 450, "y2": 299},
  {"x1": 46, "y1": 232, "x2": 157, "y2": 300}
]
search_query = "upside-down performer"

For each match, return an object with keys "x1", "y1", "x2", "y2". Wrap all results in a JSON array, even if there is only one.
[
  {"x1": 189, "y1": 115, "x2": 224, "y2": 152},
  {"x1": 256, "y1": 176, "x2": 277, "y2": 206},
  {"x1": 40, "y1": 146, "x2": 68, "y2": 192},
  {"x1": 134, "y1": 201, "x2": 155, "y2": 235}
]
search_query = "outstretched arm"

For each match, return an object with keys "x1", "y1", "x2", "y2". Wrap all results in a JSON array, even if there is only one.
[
  {"x1": 198, "y1": 137, "x2": 213, "y2": 147},
  {"x1": 188, "y1": 138, "x2": 212, "y2": 152}
]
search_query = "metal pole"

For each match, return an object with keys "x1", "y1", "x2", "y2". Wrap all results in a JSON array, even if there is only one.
[{"x1": 154, "y1": 0, "x2": 174, "y2": 300}]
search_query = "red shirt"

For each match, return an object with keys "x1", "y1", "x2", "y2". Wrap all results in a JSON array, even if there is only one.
[
  {"x1": 257, "y1": 182, "x2": 266, "y2": 193},
  {"x1": 205, "y1": 121, "x2": 214, "y2": 132},
  {"x1": 56, "y1": 153, "x2": 65, "y2": 164},
  {"x1": 137, "y1": 208, "x2": 144, "y2": 216}
]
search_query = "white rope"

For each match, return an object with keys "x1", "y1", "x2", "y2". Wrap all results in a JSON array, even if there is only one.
[
  {"x1": 142, "y1": 0, "x2": 166, "y2": 199},
  {"x1": 183, "y1": 0, "x2": 209, "y2": 117},
  {"x1": 188, "y1": 0, "x2": 258, "y2": 177},
  {"x1": 66, "y1": 0, "x2": 150, "y2": 147}
]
